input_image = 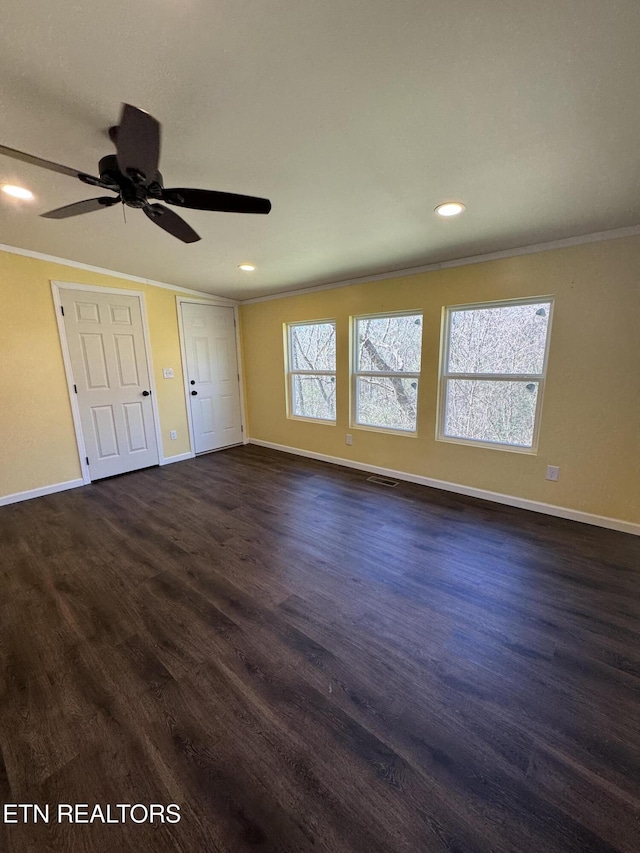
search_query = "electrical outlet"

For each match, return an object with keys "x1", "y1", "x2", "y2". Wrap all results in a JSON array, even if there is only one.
[
  {"x1": 163, "y1": 368, "x2": 174, "y2": 379},
  {"x1": 346, "y1": 434, "x2": 353, "y2": 446},
  {"x1": 546, "y1": 465, "x2": 560, "y2": 481},
  {"x1": 170, "y1": 430, "x2": 177, "y2": 440}
]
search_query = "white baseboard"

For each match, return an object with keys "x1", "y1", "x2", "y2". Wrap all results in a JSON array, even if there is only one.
[
  {"x1": 0, "y1": 478, "x2": 85, "y2": 507},
  {"x1": 248, "y1": 439, "x2": 640, "y2": 536},
  {"x1": 159, "y1": 451, "x2": 195, "y2": 466},
  {"x1": 0, "y1": 453, "x2": 195, "y2": 506}
]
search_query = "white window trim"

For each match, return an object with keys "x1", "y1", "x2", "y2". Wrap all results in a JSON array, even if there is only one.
[
  {"x1": 351, "y1": 310, "x2": 423, "y2": 435},
  {"x1": 436, "y1": 295, "x2": 554, "y2": 454},
  {"x1": 285, "y1": 319, "x2": 337, "y2": 423}
]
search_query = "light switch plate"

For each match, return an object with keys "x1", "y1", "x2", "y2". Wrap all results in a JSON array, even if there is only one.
[{"x1": 163, "y1": 368, "x2": 174, "y2": 379}]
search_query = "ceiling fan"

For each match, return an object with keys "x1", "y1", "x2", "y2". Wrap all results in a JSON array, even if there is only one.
[{"x1": 0, "y1": 103, "x2": 272, "y2": 243}]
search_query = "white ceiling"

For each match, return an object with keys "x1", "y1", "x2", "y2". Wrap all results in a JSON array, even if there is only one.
[{"x1": 1, "y1": 0, "x2": 639, "y2": 300}]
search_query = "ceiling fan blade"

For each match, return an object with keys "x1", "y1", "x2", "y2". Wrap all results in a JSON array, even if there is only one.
[
  {"x1": 143, "y1": 204, "x2": 200, "y2": 243},
  {"x1": 161, "y1": 187, "x2": 272, "y2": 215},
  {"x1": 116, "y1": 104, "x2": 161, "y2": 184},
  {"x1": 41, "y1": 196, "x2": 120, "y2": 219},
  {"x1": 0, "y1": 143, "x2": 103, "y2": 183}
]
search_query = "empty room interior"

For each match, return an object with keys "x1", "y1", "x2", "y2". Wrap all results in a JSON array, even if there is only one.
[{"x1": 1, "y1": 2, "x2": 639, "y2": 851}]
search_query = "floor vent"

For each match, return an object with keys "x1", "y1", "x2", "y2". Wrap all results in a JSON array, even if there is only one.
[{"x1": 367, "y1": 475, "x2": 399, "y2": 488}]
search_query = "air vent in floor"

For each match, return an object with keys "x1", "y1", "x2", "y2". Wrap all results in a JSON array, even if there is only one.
[{"x1": 367, "y1": 475, "x2": 399, "y2": 488}]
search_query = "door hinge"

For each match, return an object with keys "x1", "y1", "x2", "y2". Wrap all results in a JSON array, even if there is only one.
[
  {"x1": 86, "y1": 456, "x2": 90, "y2": 466},
  {"x1": 60, "y1": 305, "x2": 65, "y2": 316},
  {"x1": 73, "y1": 384, "x2": 77, "y2": 394},
  {"x1": 240, "y1": 425, "x2": 244, "y2": 432}
]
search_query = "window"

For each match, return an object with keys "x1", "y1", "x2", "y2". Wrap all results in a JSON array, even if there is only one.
[
  {"x1": 286, "y1": 320, "x2": 336, "y2": 421},
  {"x1": 352, "y1": 312, "x2": 423, "y2": 433},
  {"x1": 438, "y1": 297, "x2": 553, "y2": 451}
]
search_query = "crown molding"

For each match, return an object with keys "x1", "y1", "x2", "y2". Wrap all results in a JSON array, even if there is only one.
[
  {"x1": 0, "y1": 242, "x2": 236, "y2": 304},
  {"x1": 3, "y1": 222, "x2": 639, "y2": 308},
  {"x1": 240, "y1": 224, "x2": 640, "y2": 305}
]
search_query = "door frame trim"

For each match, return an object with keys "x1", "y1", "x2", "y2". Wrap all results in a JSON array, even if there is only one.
[
  {"x1": 176, "y1": 296, "x2": 247, "y2": 455},
  {"x1": 51, "y1": 280, "x2": 163, "y2": 482}
]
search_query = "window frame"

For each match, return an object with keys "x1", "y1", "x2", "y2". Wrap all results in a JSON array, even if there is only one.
[
  {"x1": 436, "y1": 296, "x2": 554, "y2": 454},
  {"x1": 350, "y1": 309, "x2": 423, "y2": 436},
  {"x1": 285, "y1": 319, "x2": 337, "y2": 424}
]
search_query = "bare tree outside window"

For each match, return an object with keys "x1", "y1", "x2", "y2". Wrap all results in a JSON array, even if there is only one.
[
  {"x1": 287, "y1": 321, "x2": 336, "y2": 420},
  {"x1": 440, "y1": 300, "x2": 553, "y2": 449},
  {"x1": 353, "y1": 313, "x2": 423, "y2": 431}
]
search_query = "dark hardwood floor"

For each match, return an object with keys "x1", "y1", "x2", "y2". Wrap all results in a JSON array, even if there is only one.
[{"x1": 0, "y1": 445, "x2": 639, "y2": 852}]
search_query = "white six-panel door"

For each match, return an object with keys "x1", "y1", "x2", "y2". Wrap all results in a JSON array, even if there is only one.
[
  {"x1": 181, "y1": 303, "x2": 243, "y2": 453},
  {"x1": 60, "y1": 288, "x2": 159, "y2": 480}
]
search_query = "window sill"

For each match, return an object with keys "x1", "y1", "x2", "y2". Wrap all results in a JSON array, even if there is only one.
[
  {"x1": 287, "y1": 415, "x2": 336, "y2": 426},
  {"x1": 351, "y1": 423, "x2": 418, "y2": 438},
  {"x1": 436, "y1": 435, "x2": 538, "y2": 454}
]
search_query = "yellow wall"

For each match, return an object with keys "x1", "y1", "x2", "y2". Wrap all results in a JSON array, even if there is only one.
[
  {"x1": 240, "y1": 236, "x2": 640, "y2": 525},
  {"x1": 0, "y1": 249, "x2": 208, "y2": 497}
]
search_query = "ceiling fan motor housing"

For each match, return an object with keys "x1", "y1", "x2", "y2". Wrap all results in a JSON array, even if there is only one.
[{"x1": 98, "y1": 155, "x2": 163, "y2": 207}]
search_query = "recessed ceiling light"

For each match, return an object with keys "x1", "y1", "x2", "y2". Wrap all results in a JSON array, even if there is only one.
[
  {"x1": 435, "y1": 201, "x2": 465, "y2": 217},
  {"x1": 2, "y1": 184, "x2": 34, "y2": 200},
  {"x1": 238, "y1": 264, "x2": 256, "y2": 271}
]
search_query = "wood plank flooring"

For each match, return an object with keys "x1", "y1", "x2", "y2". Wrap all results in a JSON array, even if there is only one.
[{"x1": 0, "y1": 444, "x2": 639, "y2": 852}]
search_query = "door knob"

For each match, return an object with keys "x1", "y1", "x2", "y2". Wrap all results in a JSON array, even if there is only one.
[
  {"x1": 191, "y1": 390, "x2": 198, "y2": 395},
  {"x1": 190, "y1": 380, "x2": 196, "y2": 385},
  {"x1": 142, "y1": 390, "x2": 150, "y2": 396}
]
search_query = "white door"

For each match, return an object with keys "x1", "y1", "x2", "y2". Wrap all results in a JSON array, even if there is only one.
[
  {"x1": 60, "y1": 288, "x2": 160, "y2": 480},
  {"x1": 181, "y1": 303, "x2": 243, "y2": 453}
]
